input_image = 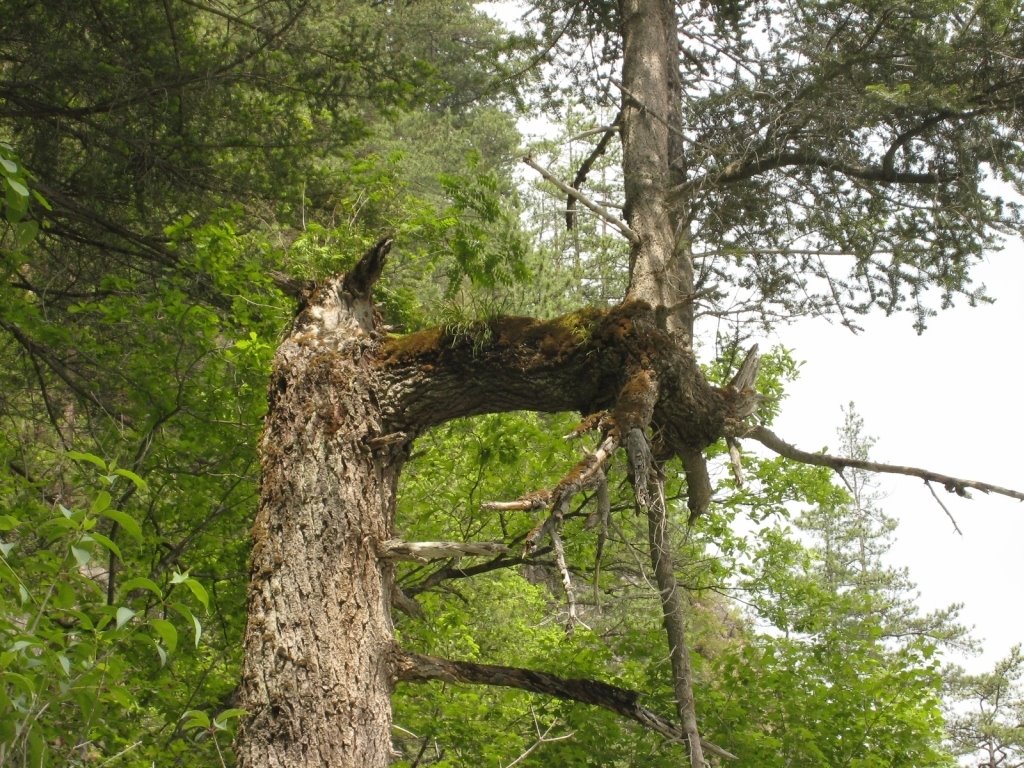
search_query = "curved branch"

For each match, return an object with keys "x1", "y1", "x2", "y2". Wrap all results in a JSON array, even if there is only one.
[
  {"x1": 748, "y1": 425, "x2": 1024, "y2": 502},
  {"x1": 680, "y1": 149, "x2": 952, "y2": 193},
  {"x1": 394, "y1": 651, "x2": 737, "y2": 760}
]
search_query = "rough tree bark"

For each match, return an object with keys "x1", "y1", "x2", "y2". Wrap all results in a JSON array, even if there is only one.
[{"x1": 236, "y1": 242, "x2": 403, "y2": 766}]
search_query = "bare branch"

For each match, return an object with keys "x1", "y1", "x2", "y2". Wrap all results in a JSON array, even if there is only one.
[
  {"x1": 925, "y1": 481, "x2": 965, "y2": 536},
  {"x1": 378, "y1": 539, "x2": 509, "y2": 562},
  {"x1": 566, "y1": 113, "x2": 620, "y2": 230},
  {"x1": 643, "y1": 473, "x2": 705, "y2": 767},
  {"x1": 394, "y1": 651, "x2": 737, "y2": 760},
  {"x1": 748, "y1": 425, "x2": 1024, "y2": 502},
  {"x1": 402, "y1": 548, "x2": 553, "y2": 596},
  {"x1": 481, "y1": 493, "x2": 550, "y2": 512},
  {"x1": 522, "y1": 155, "x2": 639, "y2": 245},
  {"x1": 551, "y1": 527, "x2": 586, "y2": 634}
]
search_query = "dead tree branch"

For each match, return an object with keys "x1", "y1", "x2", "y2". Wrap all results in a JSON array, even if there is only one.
[
  {"x1": 394, "y1": 651, "x2": 737, "y2": 760},
  {"x1": 748, "y1": 425, "x2": 1024, "y2": 502},
  {"x1": 522, "y1": 155, "x2": 639, "y2": 245},
  {"x1": 566, "y1": 113, "x2": 621, "y2": 230},
  {"x1": 378, "y1": 540, "x2": 509, "y2": 562}
]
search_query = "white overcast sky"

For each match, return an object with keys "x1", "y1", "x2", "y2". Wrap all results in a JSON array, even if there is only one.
[{"x1": 766, "y1": 245, "x2": 1024, "y2": 672}]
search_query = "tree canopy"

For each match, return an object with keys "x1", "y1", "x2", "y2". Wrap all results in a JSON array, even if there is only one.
[{"x1": 1, "y1": 0, "x2": 1022, "y2": 766}]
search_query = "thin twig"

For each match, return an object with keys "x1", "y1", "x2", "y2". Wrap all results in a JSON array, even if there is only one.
[{"x1": 926, "y1": 480, "x2": 964, "y2": 536}]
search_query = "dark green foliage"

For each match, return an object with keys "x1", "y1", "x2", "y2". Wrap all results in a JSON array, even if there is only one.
[{"x1": 525, "y1": 0, "x2": 1024, "y2": 331}]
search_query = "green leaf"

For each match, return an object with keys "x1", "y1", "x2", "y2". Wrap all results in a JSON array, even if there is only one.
[
  {"x1": 31, "y1": 189, "x2": 51, "y2": 210},
  {"x1": 90, "y1": 490, "x2": 111, "y2": 515},
  {"x1": 0, "y1": 514, "x2": 18, "y2": 531},
  {"x1": 27, "y1": 727, "x2": 45, "y2": 767},
  {"x1": 67, "y1": 450, "x2": 107, "y2": 471},
  {"x1": 4, "y1": 175, "x2": 28, "y2": 197},
  {"x1": 180, "y1": 709, "x2": 210, "y2": 730},
  {"x1": 98, "y1": 508, "x2": 142, "y2": 542},
  {"x1": 213, "y1": 707, "x2": 248, "y2": 730},
  {"x1": 184, "y1": 577, "x2": 209, "y2": 611},
  {"x1": 151, "y1": 618, "x2": 178, "y2": 653},
  {"x1": 88, "y1": 532, "x2": 122, "y2": 560},
  {"x1": 71, "y1": 545, "x2": 92, "y2": 568},
  {"x1": 0, "y1": 156, "x2": 16, "y2": 174},
  {"x1": 103, "y1": 686, "x2": 134, "y2": 708},
  {"x1": 61, "y1": 609, "x2": 95, "y2": 631},
  {"x1": 171, "y1": 602, "x2": 202, "y2": 647},
  {"x1": 115, "y1": 606, "x2": 136, "y2": 629},
  {"x1": 113, "y1": 467, "x2": 147, "y2": 490},
  {"x1": 119, "y1": 576, "x2": 162, "y2": 599},
  {"x1": 1, "y1": 670, "x2": 36, "y2": 695}
]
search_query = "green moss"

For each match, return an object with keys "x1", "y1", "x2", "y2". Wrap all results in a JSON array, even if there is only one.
[
  {"x1": 379, "y1": 302, "x2": 654, "y2": 366},
  {"x1": 381, "y1": 327, "x2": 445, "y2": 362}
]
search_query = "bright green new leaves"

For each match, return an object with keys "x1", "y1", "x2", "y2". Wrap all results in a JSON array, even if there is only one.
[
  {"x1": 0, "y1": 462, "x2": 212, "y2": 767},
  {"x1": 700, "y1": 407, "x2": 961, "y2": 766}
]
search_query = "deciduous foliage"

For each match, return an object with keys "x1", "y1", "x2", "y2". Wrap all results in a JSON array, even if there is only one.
[
  {"x1": 1, "y1": 0, "x2": 1022, "y2": 766},
  {"x1": 1, "y1": 1, "x2": 525, "y2": 764}
]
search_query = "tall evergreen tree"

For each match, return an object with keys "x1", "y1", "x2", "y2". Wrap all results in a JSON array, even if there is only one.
[{"x1": 945, "y1": 647, "x2": 1024, "y2": 767}]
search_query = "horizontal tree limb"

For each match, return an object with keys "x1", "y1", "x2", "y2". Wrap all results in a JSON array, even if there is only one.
[
  {"x1": 748, "y1": 425, "x2": 1024, "y2": 502},
  {"x1": 394, "y1": 650, "x2": 737, "y2": 760},
  {"x1": 679, "y1": 148, "x2": 952, "y2": 192},
  {"x1": 378, "y1": 539, "x2": 509, "y2": 562}
]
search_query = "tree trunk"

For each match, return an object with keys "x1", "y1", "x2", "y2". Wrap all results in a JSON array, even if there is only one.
[
  {"x1": 619, "y1": 0, "x2": 694, "y2": 344},
  {"x1": 236, "y1": 247, "x2": 404, "y2": 768}
]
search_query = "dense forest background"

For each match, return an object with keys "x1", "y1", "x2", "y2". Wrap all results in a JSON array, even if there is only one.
[{"x1": 2, "y1": 1, "x2": 1023, "y2": 766}]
